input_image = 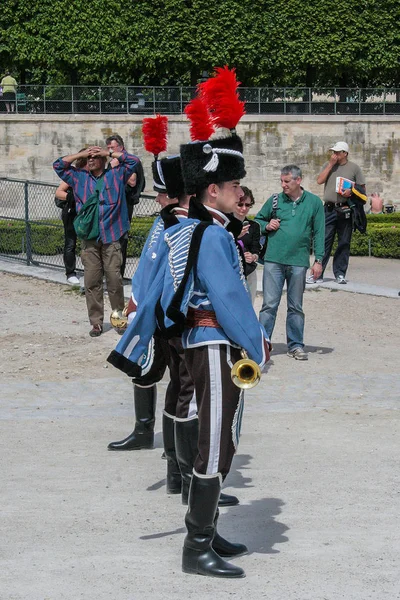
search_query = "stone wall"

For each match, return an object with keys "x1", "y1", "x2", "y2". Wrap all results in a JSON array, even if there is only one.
[{"x1": 0, "y1": 114, "x2": 399, "y2": 212}]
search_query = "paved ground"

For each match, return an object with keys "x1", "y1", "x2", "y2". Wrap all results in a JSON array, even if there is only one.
[
  {"x1": 1, "y1": 255, "x2": 399, "y2": 299},
  {"x1": 1, "y1": 257, "x2": 400, "y2": 600}
]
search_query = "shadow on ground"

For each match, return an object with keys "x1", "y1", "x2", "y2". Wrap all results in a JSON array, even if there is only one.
[
  {"x1": 219, "y1": 496, "x2": 289, "y2": 555},
  {"x1": 269, "y1": 342, "x2": 334, "y2": 357},
  {"x1": 224, "y1": 453, "x2": 254, "y2": 489},
  {"x1": 147, "y1": 452, "x2": 254, "y2": 493},
  {"x1": 140, "y1": 496, "x2": 289, "y2": 556}
]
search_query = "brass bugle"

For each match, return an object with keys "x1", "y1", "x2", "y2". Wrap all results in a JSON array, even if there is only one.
[
  {"x1": 110, "y1": 303, "x2": 128, "y2": 330},
  {"x1": 231, "y1": 349, "x2": 261, "y2": 389}
]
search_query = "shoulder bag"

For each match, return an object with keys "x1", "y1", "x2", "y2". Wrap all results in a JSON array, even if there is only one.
[{"x1": 73, "y1": 175, "x2": 104, "y2": 240}]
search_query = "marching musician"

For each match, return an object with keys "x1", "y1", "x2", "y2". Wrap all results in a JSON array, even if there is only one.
[
  {"x1": 108, "y1": 67, "x2": 270, "y2": 578},
  {"x1": 108, "y1": 116, "x2": 239, "y2": 507}
]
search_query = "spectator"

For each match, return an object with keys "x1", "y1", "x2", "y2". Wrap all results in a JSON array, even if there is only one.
[
  {"x1": 255, "y1": 165, "x2": 325, "y2": 361},
  {"x1": 54, "y1": 152, "x2": 87, "y2": 285},
  {"x1": 53, "y1": 146, "x2": 139, "y2": 337},
  {"x1": 384, "y1": 200, "x2": 395, "y2": 214},
  {"x1": 1, "y1": 71, "x2": 18, "y2": 113},
  {"x1": 234, "y1": 186, "x2": 261, "y2": 305},
  {"x1": 370, "y1": 192, "x2": 384, "y2": 214},
  {"x1": 105, "y1": 134, "x2": 146, "y2": 278},
  {"x1": 311, "y1": 141, "x2": 366, "y2": 284}
]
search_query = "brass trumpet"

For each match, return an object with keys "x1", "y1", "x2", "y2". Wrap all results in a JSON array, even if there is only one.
[
  {"x1": 231, "y1": 350, "x2": 261, "y2": 389},
  {"x1": 110, "y1": 304, "x2": 128, "y2": 330}
]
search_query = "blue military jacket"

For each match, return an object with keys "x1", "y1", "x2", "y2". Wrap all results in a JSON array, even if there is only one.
[
  {"x1": 129, "y1": 206, "x2": 188, "y2": 312},
  {"x1": 110, "y1": 207, "x2": 270, "y2": 378}
]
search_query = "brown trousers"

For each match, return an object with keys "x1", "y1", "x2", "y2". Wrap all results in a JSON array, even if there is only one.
[
  {"x1": 81, "y1": 239, "x2": 124, "y2": 326},
  {"x1": 165, "y1": 336, "x2": 196, "y2": 420},
  {"x1": 184, "y1": 344, "x2": 243, "y2": 479}
]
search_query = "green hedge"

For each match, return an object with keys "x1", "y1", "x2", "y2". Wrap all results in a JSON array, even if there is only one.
[
  {"x1": 1, "y1": 215, "x2": 398, "y2": 259},
  {"x1": 0, "y1": 217, "x2": 155, "y2": 257},
  {"x1": 0, "y1": 219, "x2": 64, "y2": 255},
  {"x1": 350, "y1": 226, "x2": 400, "y2": 258},
  {"x1": 250, "y1": 212, "x2": 400, "y2": 259},
  {"x1": 0, "y1": 220, "x2": 25, "y2": 253},
  {"x1": 31, "y1": 222, "x2": 65, "y2": 254},
  {"x1": 127, "y1": 217, "x2": 155, "y2": 257},
  {"x1": 328, "y1": 219, "x2": 400, "y2": 258},
  {"x1": 366, "y1": 213, "x2": 400, "y2": 224}
]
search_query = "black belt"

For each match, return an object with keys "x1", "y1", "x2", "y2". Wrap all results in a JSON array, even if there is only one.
[{"x1": 325, "y1": 202, "x2": 349, "y2": 208}]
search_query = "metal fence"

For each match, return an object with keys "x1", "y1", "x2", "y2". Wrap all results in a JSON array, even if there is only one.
[
  {"x1": 3, "y1": 86, "x2": 400, "y2": 115},
  {"x1": 1, "y1": 177, "x2": 399, "y2": 281},
  {"x1": 0, "y1": 177, "x2": 158, "y2": 280}
]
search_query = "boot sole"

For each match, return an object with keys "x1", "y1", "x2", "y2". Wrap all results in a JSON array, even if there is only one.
[
  {"x1": 218, "y1": 499, "x2": 239, "y2": 507},
  {"x1": 181, "y1": 498, "x2": 238, "y2": 507},
  {"x1": 182, "y1": 550, "x2": 246, "y2": 578},
  {"x1": 107, "y1": 444, "x2": 154, "y2": 451},
  {"x1": 182, "y1": 565, "x2": 246, "y2": 578}
]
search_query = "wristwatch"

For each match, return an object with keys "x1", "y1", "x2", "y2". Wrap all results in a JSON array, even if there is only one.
[
  {"x1": 109, "y1": 149, "x2": 113, "y2": 157},
  {"x1": 314, "y1": 259, "x2": 322, "y2": 264}
]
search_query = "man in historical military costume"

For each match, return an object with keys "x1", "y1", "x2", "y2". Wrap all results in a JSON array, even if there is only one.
[
  {"x1": 108, "y1": 67, "x2": 270, "y2": 578},
  {"x1": 107, "y1": 116, "x2": 174, "y2": 455},
  {"x1": 108, "y1": 114, "x2": 239, "y2": 506}
]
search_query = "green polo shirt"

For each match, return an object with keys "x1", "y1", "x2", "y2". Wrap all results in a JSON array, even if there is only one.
[{"x1": 255, "y1": 190, "x2": 325, "y2": 267}]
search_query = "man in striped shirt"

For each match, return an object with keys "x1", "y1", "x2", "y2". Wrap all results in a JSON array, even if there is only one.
[{"x1": 53, "y1": 146, "x2": 139, "y2": 337}]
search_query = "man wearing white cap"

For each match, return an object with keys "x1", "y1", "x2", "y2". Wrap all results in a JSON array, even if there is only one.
[{"x1": 310, "y1": 141, "x2": 365, "y2": 284}]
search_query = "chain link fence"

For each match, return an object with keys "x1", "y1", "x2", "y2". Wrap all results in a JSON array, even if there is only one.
[
  {"x1": 1, "y1": 177, "x2": 399, "y2": 282},
  {"x1": 0, "y1": 177, "x2": 158, "y2": 280}
]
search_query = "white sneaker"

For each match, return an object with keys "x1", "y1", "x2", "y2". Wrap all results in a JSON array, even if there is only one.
[
  {"x1": 306, "y1": 275, "x2": 323, "y2": 284},
  {"x1": 67, "y1": 275, "x2": 80, "y2": 285},
  {"x1": 336, "y1": 275, "x2": 347, "y2": 284},
  {"x1": 287, "y1": 347, "x2": 308, "y2": 361}
]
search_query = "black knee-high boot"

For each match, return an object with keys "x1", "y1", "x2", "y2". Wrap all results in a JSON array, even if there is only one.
[
  {"x1": 175, "y1": 418, "x2": 198, "y2": 504},
  {"x1": 108, "y1": 384, "x2": 156, "y2": 450},
  {"x1": 182, "y1": 472, "x2": 245, "y2": 578},
  {"x1": 163, "y1": 412, "x2": 182, "y2": 494},
  {"x1": 175, "y1": 418, "x2": 239, "y2": 507},
  {"x1": 212, "y1": 509, "x2": 248, "y2": 558}
]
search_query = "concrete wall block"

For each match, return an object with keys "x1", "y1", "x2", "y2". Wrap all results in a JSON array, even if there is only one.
[{"x1": 0, "y1": 115, "x2": 399, "y2": 215}]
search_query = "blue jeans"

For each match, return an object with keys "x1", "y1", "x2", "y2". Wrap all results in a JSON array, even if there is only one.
[{"x1": 259, "y1": 262, "x2": 307, "y2": 351}]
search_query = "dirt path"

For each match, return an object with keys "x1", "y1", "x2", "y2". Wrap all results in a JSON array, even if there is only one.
[
  {"x1": 1, "y1": 270, "x2": 398, "y2": 382},
  {"x1": 1, "y1": 271, "x2": 400, "y2": 600},
  {"x1": 1, "y1": 272, "x2": 126, "y2": 381}
]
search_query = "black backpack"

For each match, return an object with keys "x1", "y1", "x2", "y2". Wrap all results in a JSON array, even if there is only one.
[
  {"x1": 125, "y1": 159, "x2": 146, "y2": 206},
  {"x1": 54, "y1": 187, "x2": 76, "y2": 214},
  {"x1": 258, "y1": 193, "x2": 279, "y2": 264}
]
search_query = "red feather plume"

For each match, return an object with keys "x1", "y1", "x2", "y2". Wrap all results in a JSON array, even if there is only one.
[
  {"x1": 199, "y1": 65, "x2": 246, "y2": 130},
  {"x1": 184, "y1": 96, "x2": 214, "y2": 141},
  {"x1": 142, "y1": 114, "x2": 168, "y2": 157}
]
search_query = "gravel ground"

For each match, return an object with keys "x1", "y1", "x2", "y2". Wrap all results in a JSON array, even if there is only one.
[{"x1": 1, "y1": 270, "x2": 400, "y2": 600}]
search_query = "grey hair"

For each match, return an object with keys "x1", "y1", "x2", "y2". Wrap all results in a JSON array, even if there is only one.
[
  {"x1": 105, "y1": 134, "x2": 125, "y2": 149},
  {"x1": 281, "y1": 164, "x2": 302, "y2": 179}
]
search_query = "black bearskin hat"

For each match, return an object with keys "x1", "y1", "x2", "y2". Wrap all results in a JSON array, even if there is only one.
[
  {"x1": 151, "y1": 155, "x2": 185, "y2": 199},
  {"x1": 151, "y1": 160, "x2": 166, "y2": 194},
  {"x1": 180, "y1": 134, "x2": 246, "y2": 195},
  {"x1": 160, "y1": 155, "x2": 185, "y2": 199}
]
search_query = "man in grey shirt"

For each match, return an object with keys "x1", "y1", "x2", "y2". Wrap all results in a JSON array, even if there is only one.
[{"x1": 309, "y1": 141, "x2": 366, "y2": 284}]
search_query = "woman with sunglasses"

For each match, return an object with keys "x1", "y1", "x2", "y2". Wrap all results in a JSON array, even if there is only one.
[{"x1": 235, "y1": 186, "x2": 262, "y2": 305}]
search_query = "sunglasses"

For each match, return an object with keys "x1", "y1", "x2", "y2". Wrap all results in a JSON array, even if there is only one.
[{"x1": 237, "y1": 202, "x2": 252, "y2": 208}]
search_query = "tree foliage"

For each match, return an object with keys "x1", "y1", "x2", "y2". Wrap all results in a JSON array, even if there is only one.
[{"x1": 1, "y1": 0, "x2": 400, "y2": 87}]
